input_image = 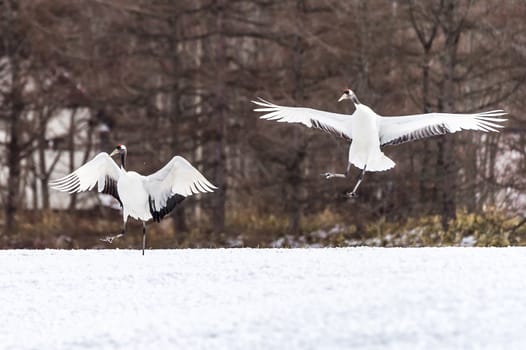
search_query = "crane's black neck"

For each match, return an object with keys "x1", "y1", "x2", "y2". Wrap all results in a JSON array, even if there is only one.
[
  {"x1": 120, "y1": 150, "x2": 127, "y2": 170},
  {"x1": 350, "y1": 94, "x2": 361, "y2": 105}
]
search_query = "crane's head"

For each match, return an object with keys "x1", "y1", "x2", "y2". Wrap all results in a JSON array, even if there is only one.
[
  {"x1": 338, "y1": 88, "x2": 361, "y2": 105},
  {"x1": 110, "y1": 144, "x2": 127, "y2": 157},
  {"x1": 110, "y1": 144, "x2": 127, "y2": 169}
]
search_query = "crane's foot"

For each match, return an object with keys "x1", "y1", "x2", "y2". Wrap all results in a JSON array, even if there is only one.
[
  {"x1": 346, "y1": 192, "x2": 358, "y2": 198},
  {"x1": 100, "y1": 233, "x2": 124, "y2": 243},
  {"x1": 321, "y1": 172, "x2": 336, "y2": 179},
  {"x1": 321, "y1": 172, "x2": 348, "y2": 179}
]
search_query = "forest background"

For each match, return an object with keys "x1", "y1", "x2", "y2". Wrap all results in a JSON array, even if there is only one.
[{"x1": 1, "y1": 0, "x2": 525, "y2": 249}]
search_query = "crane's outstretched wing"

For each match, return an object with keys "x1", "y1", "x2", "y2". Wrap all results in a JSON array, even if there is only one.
[
  {"x1": 378, "y1": 110, "x2": 507, "y2": 146},
  {"x1": 253, "y1": 98, "x2": 353, "y2": 141},
  {"x1": 49, "y1": 153, "x2": 124, "y2": 205},
  {"x1": 144, "y1": 156, "x2": 216, "y2": 222}
]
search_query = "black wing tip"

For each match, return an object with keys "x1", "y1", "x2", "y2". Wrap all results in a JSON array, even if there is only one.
[
  {"x1": 310, "y1": 119, "x2": 352, "y2": 142},
  {"x1": 149, "y1": 194, "x2": 186, "y2": 223},
  {"x1": 102, "y1": 175, "x2": 122, "y2": 207},
  {"x1": 381, "y1": 123, "x2": 449, "y2": 146}
]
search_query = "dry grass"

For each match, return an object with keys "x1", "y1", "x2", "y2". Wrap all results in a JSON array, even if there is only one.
[{"x1": 1, "y1": 207, "x2": 524, "y2": 249}]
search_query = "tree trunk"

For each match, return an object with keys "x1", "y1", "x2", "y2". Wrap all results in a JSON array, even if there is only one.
[
  {"x1": 2, "y1": 0, "x2": 23, "y2": 235},
  {"x1": 211, "y1": 0, "x2": 227, "y2": 233},
  {"x1": 419, "y1": 58, "x2": 432, "y2": 205},
  {"x1": 5, "y1": 100, "x2": 22, "y2": 233},
  {"x1": 437, "y1": 0, "x2": 463, "y2": 230},
  {"x1": 285, "y1": 0, "x2": 309, "y2": 235},
  {"x1": 168, "y1": 20, "x2": 187, "y2": 233},
  {"x1": 37, "y1": 112, "x2": 50, "y2": 210},
  {"x1": 68, "y1": 109, "x2": 78, "y2": 210}
]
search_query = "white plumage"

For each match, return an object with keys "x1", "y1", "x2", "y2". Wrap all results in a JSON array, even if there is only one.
[
  {"x1": 50, "y1": 145, "x2": 216, "y2": 254},
  {"x1": 253, "y1": 89, "x2": 507, "y2": 197}
]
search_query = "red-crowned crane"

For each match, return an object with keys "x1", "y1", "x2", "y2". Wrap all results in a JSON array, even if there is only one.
[
  {"x1": 253, "y1": 89, "x2": 507, "y2": 197},
  {"x1": 50, "y1": 144, "x2": 216, "y2": 254}
]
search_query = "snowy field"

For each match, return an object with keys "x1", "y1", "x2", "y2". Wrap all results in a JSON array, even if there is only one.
[{"x1": 2, "y1": 248, "x2": 526, "y2": 350}]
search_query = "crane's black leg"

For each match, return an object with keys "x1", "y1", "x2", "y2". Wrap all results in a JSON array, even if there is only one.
[
  {"x1": 321, "y1": 162, "x2": 352, "y2": 179},
  {"x1": 347, "y1": 165, "x2": 367, "y2": 198},
  {"x1": 142, "y1": 222, "x2": 146, "y2": 256},
  {"x1": 100, "y1": 220, "x2": 127, "y2": 243}
]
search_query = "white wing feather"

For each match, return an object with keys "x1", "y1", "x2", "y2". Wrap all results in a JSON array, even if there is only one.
[
  {"x1": 49, "y1": 153, "x2": 123, "y2": 194},
  {"x1": 253, "y1": 98, "x2": 353, "y2": 140},
  {"x1": 379, "y1": 110, "x2": 507, "y2": 146},
  {"x1": 144, "y1": 156, "x2": 216, "y2": 208}
]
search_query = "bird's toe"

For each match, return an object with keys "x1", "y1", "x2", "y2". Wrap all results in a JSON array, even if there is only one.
[{"x1": 100, "y1": 233, "x2": 123, "y2": 244}]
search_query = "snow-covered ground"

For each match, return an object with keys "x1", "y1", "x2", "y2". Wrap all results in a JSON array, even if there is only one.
[{"x1": 2, "y1": 248, "x2": 526, "y2": 350}]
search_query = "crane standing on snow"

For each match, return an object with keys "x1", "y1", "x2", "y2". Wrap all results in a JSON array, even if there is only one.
[
  {"x1": 253, "y1": 89, "x2": 507, "y2": 197},
  {"x1": 50, "y1": 144, "x2": 216, "y2": 255}
]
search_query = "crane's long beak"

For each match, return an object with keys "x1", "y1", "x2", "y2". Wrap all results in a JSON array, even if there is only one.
[
  {"x1": 110, "y1": 149, "x2": 119, "y2": 157},
  {"x1": 338, "y1": 93, "x2": 348, "y2": 102}
]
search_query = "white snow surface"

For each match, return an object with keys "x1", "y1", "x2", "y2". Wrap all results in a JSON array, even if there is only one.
[{"x1": 2, "y1": 248, "x2": 526, "y2": 350}]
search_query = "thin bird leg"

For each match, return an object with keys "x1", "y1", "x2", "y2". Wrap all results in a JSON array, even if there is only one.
[
  {"x1": 100, "y1": 220, "x2": 126, "y2": 243},
  {"x1": 321, "y1": 162, "x2": 352, "y2": 179},
  {"x1": 142, "y1": 222, "x2": 146, "y2": 256},
  {"x1": 347, "y1": 165, "x2": 367, "y2": 198}
]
